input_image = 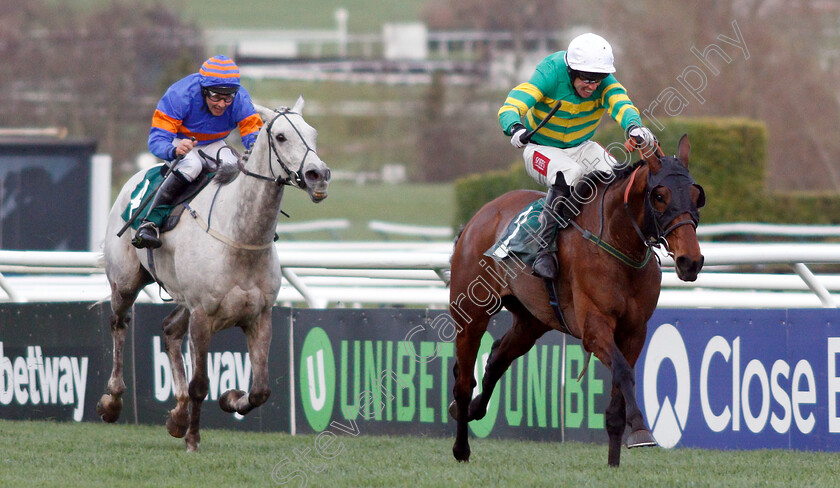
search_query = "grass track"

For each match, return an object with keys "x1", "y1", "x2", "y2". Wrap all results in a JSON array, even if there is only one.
[{"x1": 1, "y1": 419, "x2": 836, "y2": 487}]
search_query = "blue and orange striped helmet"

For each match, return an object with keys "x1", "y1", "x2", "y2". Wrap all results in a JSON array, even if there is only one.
[{"x1": 198, "y1": 55, "x2": 241, "y2": 94}]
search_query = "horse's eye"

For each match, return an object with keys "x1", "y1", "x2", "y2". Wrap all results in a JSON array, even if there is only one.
[
  {"x1": 275, "y1": 133, "x2": 287, "y2": 143},
  {"x1": 654, "y1": 193, "x2": 665, "y2": 202}
]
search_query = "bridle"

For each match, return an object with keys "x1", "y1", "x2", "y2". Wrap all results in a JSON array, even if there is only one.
[
  {"x1": 622, "y1": 156, "x2": 704, "y2": 257},
  {"x1": 238, "y1": 108, "x2": 315, "y2": 188}
]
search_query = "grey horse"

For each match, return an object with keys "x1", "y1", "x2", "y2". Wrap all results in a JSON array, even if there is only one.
[{"x1": 99, "y1": 97, "x2": 330, "y2": 451}]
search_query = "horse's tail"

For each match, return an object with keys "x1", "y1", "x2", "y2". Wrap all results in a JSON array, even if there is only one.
[
  {"x1": 441, "y1": 225, "x2": 466, "y2": 288},
  {"x1": 450, "y1": 225, "x2": 466, "y2": 265}
]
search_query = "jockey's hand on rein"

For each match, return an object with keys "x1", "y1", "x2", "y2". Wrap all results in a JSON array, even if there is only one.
[
  {"x1": 175, "y1": 137, "x2": 197, "y2": 157},
  {"x1": 510, "y1": 124, "x2": 528, "y2": 148},
  {"x1": 629, "y1": 126, "x2": 657, "y2": 148}
]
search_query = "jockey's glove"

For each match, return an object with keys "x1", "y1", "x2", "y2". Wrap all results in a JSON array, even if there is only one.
[
  {"x1": 628, "y1": 126, "x2": 657, "y2": 148},
  {"x1": 509, "y1": 123, "x2": 529, "y2": 148}
]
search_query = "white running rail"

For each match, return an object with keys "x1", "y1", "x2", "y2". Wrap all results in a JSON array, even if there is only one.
[{"x1": 3, "y1": 242, "x2": 840, "y2": 308}]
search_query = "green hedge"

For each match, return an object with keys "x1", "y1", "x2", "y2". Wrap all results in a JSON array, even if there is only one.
[{"x1": 454, "y1": 117, "x2": 840, "y2": 227}]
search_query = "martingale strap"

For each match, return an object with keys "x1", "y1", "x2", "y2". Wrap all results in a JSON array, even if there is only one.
[
  {"x1": 183, "y1": 202, "x2": 274, "y2": 250},
  {"x1": 568, "y1": 219, "x2": 653, "y2": 269}
]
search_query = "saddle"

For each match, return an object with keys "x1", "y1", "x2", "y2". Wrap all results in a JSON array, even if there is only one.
[
  {"x1": 121, "y1": 164, "x2": 216, "y2": 235},
  {"x1": 485, "y1": 198, "x2": 557, "y2": 265}
]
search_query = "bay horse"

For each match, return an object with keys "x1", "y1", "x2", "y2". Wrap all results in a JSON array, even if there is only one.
[
  {"x1": 100, "y1": 96, "x2": 330, "y2": 451},
  {"x1": 449, "y1": 135, "x2": 704, "y2": 466}
]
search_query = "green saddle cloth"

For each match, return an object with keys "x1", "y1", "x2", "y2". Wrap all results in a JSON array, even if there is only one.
[
  {"x1": 120, "y1": 165, "x2": 214, "y2": 231},
  {"x1": 484, "y1": 198, "x2": 558, "y2": 266}
]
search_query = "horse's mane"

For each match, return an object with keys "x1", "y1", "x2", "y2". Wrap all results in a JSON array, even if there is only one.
[
  {"x1": 213, "y1": 157, "x2": 241, "y2": 185},
  {"x1": 579, "y1": 160, "x2": 644, "y2": 191}
]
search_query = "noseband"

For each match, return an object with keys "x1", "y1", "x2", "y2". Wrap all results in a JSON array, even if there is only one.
[{"x1": 238, "y1": 108, "x2": 315, "y2": 188}]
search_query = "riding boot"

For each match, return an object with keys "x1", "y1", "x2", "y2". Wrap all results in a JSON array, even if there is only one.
[
  {"x1": 531, "y1": 173, "x2": 573, "y2": 280},
  {"x1": 131, "y1": 171, "x2": 190, "y2": 249}
]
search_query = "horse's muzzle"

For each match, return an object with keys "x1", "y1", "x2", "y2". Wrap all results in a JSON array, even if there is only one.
[
  {"x1": 675, "y1": 254, "x2": 704, "y2": 282},
  {"x1": 304, "y1": 167, "x2": 330, "y2": 203}
]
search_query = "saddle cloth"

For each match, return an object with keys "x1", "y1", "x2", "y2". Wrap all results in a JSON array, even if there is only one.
[
  {"x1": 484, "y1": 198, "x2": 558, "y2": 265},
  {"x1": 120, "y1": 164, "x2": 214, "y2": 232}
]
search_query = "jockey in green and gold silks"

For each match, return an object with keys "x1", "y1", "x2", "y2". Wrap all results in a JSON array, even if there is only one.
[
  {"x1": 498, "y1": 52, "x2": 641, "y2": 149},
  {"x1": 498, "y1": 33, "x2": 657, "y2": 281}
]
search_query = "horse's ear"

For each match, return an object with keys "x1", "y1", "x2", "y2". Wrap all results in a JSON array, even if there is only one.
[
  {"x1": 677, "y1": 134, "x2": 690, "y2": 168},
  {"x1": 641, "y1": 147, "x2": 662, "y2": 173},
  {"x1": 252, "y1": 103, "x2": 274, "y2": 122},
  {"x1": 292, "y1": 95, "x2": 305, "y2": 114}
]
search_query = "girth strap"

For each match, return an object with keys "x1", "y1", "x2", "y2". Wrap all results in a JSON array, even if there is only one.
[
  {"x1": 543, "y1": 278, "x2": 572, "y2": 335},
  {"x1": 145, "y1": 248, "x2": 172, "y2": 302}
]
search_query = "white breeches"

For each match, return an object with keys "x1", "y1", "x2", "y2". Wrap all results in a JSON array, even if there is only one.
[
  {"x1": 522, "y1": 140, "x2": 619, "y2": 187},
  {"x1": 171, "y1": 140, "x2": 238, "y2": 182}
]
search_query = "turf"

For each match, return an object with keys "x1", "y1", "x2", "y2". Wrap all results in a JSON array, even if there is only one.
[{"x1": 1, "y1": 419, "x2": 836, "y2": 487}]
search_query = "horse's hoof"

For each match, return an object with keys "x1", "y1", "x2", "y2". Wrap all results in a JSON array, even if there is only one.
[
  {"x1": 185, "y1": 433, "x2": 200, "y2": 452},
  {"x1": 219, "y1": 389, "x2": 246, "y2": 413},
  {"x1": 468, "y1": 398, "x2": 487, "y2": 421},
  {"x1": 626, "y1": 429, "x2": 657, "y2": 448},
  {"x1": 166, "y1": 409, "x2": 188, "y2": 438},
  {"x1": 96, "y1": 394, "x2": 122, "y2": 423},
  {"x1": 448, "y1": 400, "x2": 458, "y2": 420},
  {"x1": 452, "y1": 443, "x2": 471, "y2": 462}
]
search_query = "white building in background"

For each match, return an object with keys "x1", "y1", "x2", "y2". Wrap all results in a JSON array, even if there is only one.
[{"x1": 205, "y1": 9, "x2": 566, "y2": 87}]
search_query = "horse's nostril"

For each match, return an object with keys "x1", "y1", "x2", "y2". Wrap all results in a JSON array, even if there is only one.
[
  {"x1": 676, "y1": 255, "x2": 704, "y2": 274},
  {"x1": 305, "y1": 170, "x2": 320, "y2": 181}
]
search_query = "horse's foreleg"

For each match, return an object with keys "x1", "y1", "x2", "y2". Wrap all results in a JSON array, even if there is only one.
[
  {"x1": 609, "y1": 343, "x2": 656, "y2": 449},
  {"x1": 185, "y1": 312, "x2": 212, "y2": 452},
  {"x1": 468, "y1": 314, "x2": 548, "y2": 421},
  {"x1": 605, "y1": 386, "x2": 627, "y2": 467},
  {"x1": 220, "y1": 310, "x2": 272, "y2": 415},
  {"x1": 162, "y1": 306, "x2": 190, "y2": 438},
  {"x1": 97, "y1": 290, "x2": 136, "y2": 423}
]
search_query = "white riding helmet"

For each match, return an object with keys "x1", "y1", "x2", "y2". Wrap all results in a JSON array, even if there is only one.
[{"x1": 565, "y1": 33, "x2": 616, "y2": 73}]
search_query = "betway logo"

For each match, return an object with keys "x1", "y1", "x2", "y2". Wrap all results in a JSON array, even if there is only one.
[
  {"x1": 152, "y1": 336, "x2": 251, "y2": 402},
  {"x1": 0, "y1": 342, "x2": 88, "y2": 421}
]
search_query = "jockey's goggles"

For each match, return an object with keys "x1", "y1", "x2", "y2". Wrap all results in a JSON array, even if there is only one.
[
  {"x1": 576, "y1": 71, "x2": 609, "y2": 84},
  {"x1": 205, "y1": 90, "x2": 235, "y2": 103}
]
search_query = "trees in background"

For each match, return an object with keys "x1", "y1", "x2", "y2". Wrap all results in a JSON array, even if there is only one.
[
  {"x1": 3, "y1": 1, "x2": 839, "y2": 190},
  {"x1": 421, "y1": 0, "x2": 840, "y2": 191},
  {"x1": 0, "y1": 1, "x2": 203, "y2": 181}
]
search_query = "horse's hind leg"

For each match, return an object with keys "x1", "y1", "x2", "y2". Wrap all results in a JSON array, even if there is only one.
[
  {"x1": 467, "y1": 308, "x2": 549, "y2": 422},
  {"x1": 162, "y1": 306, "x2": 190, "y2": 438},
  {"x1": 97, "y1": 286, "x2": 141, "y2": 423},
  {"x1": 220, "y1": 309, "x2": 272, "y2": 415}
]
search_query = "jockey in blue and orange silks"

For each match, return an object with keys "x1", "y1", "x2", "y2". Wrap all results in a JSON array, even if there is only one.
[{"x1": 133, "y1": 55, "x2": 264, "y2": 249}]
